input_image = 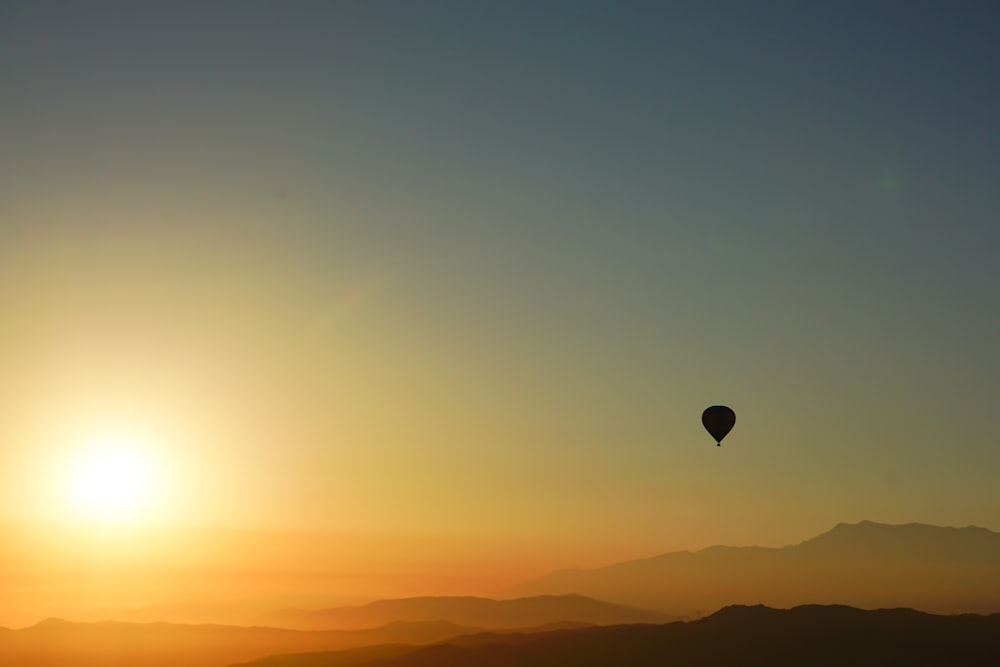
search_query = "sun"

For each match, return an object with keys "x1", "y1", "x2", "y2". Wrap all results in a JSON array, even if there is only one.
[{"x1": 66, "y1": 437, "x2": 159, "y2": 523}]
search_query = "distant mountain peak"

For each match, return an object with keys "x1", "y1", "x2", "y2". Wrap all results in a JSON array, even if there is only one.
[
  {"x1": 30, "y1": 618, "x2": 74, "y2": 629},
  {"x1": 796, "y1": 520, "x2": 999, "y2": 550},
  {"x1": 501, "y1": 520, "x2": 1000, "y2": 617}
]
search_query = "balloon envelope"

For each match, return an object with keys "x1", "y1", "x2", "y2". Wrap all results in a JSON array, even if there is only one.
[{"x1": 702, "y1": 405, "x2": 735, "y2": 445}]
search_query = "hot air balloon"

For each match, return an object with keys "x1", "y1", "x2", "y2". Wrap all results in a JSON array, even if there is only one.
[{"x1": 702, "y1": 405, "x2": 735, "y2": 446}]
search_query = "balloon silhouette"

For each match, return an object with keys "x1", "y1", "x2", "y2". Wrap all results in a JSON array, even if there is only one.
[{"x1": 702, "y1": 405, "x2": 735, "y2": 446}]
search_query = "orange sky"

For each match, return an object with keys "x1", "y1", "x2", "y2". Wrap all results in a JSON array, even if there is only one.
[
  {"x1": 3, "y1": 1, "x2": 1000, "y2": 631},
  {"x1": 1, "y1": 520, "x2": 697, "y2": 628}
]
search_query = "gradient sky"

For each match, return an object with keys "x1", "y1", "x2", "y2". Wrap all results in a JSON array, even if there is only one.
[{"x1": 2, "y1": 1, "x2": 999, "y2": 568}]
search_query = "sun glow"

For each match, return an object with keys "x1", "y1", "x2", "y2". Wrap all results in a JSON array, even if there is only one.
[{"x1": 66, "y1": 437, "x2": 160, "y2": 523}]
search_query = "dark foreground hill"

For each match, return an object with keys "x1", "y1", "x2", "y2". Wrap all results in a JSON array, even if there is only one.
[
  {"x1": 501, "y1": 521, "x2": 1000, "y2": 615},
  {"x1": 235, "y1": 604, "x2": 1000, "y2": 667},
  {"x1": 260, "y1": 594, "x2": 672, "y2": 630}
]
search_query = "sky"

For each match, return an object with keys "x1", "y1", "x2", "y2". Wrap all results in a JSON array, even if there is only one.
[{"x1": 2, "y1": 0, "x2": 999, "y2": 605}]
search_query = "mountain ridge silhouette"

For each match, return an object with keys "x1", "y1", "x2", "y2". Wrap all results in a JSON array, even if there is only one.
[
  {"x1": 500, "y1": 521, "x2": 1000, "y2": 615},
  {"x1": 233, "y1": 604, "x2": 1000, "y2": 667},
  {"x1": 0, "y1": 615, "x2": 609, "y2": 667},
  {"x1": 259, "y1": 594, "x2": 672, "y2": 630},
  {"x1": 0, "y1": 617, "x2": 486, "y2": 667}
]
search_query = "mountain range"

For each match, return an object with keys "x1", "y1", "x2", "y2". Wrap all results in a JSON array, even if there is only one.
[
  {"x1": 501, "y1": 521, "x2": 1000, "y2": 616},
  {"x1": 5, "y1": 520, "x2": 999, "y2": 666},
  {"x1": 259, "y1": 594, "x2": 672, "y2": 630},
  {"x1": 0, "y1": 616, "x2": 593, "y2": 667},
  {"x1": 235, "y1": 604, "x2": 1000, "y2": 667}
]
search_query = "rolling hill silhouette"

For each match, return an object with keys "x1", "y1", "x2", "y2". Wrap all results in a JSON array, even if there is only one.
[
  {"x1": 501, "y1": 521, "x2": 1000, "y2": 615},
  {"x1": 234, "y1": 605, "x2": 1000, "y2": 667},
  {"x1": 0, "y1": 615, "x2": 610, "y2": 667},
  {"x1": 231, "y1": 644, "x2": 417, "y2": 667},
  {"x1": 259, "y1": 594, "x2": 672, "y2": 630},
  {"x1": 0, "y1": 618, "x2": 483, "y2": 667}
]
